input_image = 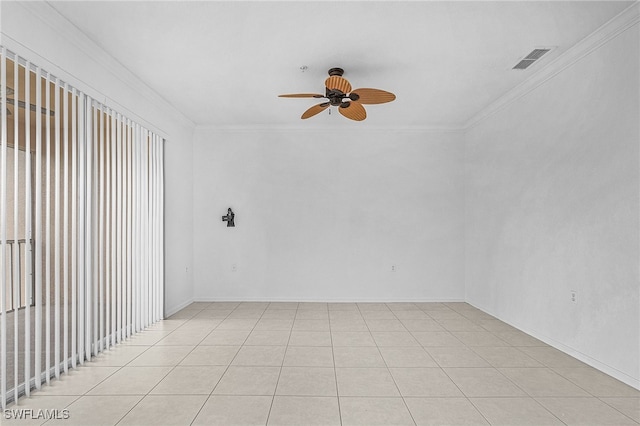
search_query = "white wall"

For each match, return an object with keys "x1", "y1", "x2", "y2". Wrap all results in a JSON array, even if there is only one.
[
  {"x1": 464, "y1": 23, "x2": 639, "y2": 388},
  {"x1": 193, "y1": 128, "x2": 465, "y2": 302},
  {"x1": 1, "y1": 2, "x2": 196, "y2": 316}
]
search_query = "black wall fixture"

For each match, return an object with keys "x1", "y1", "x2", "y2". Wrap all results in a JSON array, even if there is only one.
[{"x1": 222, "y1": 208, "x2": 235, "y2": 227}]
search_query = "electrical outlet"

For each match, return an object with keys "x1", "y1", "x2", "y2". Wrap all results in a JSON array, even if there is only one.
[
  {"x1": 570, "y1": 290, "x2": 577, "y2": 303},
  {"x1": 231, "y1": 264, "x2": 237, "y2": 272},
  {"x1": 391, "y1": 265, "x2": 396, "y2": 272}
]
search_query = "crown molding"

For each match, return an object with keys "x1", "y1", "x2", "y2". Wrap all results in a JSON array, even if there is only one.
[
  {"x1": 6, "y1": 1, "x2": 195, "y2": 137},
  {"x1": 194, "y1": 124, "x2": 465, "y2": 134},
  {"x1": 464, "y1": 2, "x2": 640, "y2": 131}
]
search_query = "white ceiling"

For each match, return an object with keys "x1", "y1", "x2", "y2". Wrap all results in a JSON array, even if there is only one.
[{"x1": 49, "y1": 1, "x2": 633, "y2": 129}]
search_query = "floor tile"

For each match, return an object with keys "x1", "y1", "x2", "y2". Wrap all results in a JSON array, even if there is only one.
[
  {"x1": 206, "y1": 302, "x2": 241, "y2": 310},
  {"x1": 333, "y1": 346, "x2": 386, "y2": 367},
  {"x1": 339, "y1": 397, "x2": 414, "y2": 425},
  {"x1": 298, "y1": 302, "x2": 328, "y2": 311},
  {"x1": 187, "y1": 302, "x2": 212, "y2": 309},
  {"x1": 292, "y1": 319, "x2": 330, "y2": 331},
  {"x1": 471, "y1": 346, "x2": 543, "y2": 368},
  {"x1": 155, "y1": 330, "x2": 208, "y2": 346},
  {"x1": 254, "y1": 319, "x2": 294, "y2": 330},
  {"x1": 437, "y1": 319, "x2": 485, "y2": 331},
  {"x1": 288, "y1": 331, "x2": 332, "y2": 346},
  {"x1": 3, "y1": 395, "x2": 79, "y2": 426},
  {"x1": 364, "y1": 319, "x2": 406, "y2": 331},
  {"x1": 553, "y1": 367, "x2": 640, "y2": 397},
  {"x1": 427, "y1": 346, "x2": 491, "y2": 367},
  {"x1": 227, "y1": 310, "x2": 264, "y2": 319},
  {"x1": 232, "y1": 345, "x2": 286, "y2": 366},
  {"x1": 180, "y1": 345, "x2": 240, "y2": 365},
  {"x1": 120, "y1": 330, "x2": 172, "y2": 345},
  {"x1": 451, "y1": 331, "x2": 509, "y2": 347},
  {"x1": 412, "y1": 331, "x2": 464, "y2": 347},
  {"x1": 600, "y1": 397, "x2": 640, "y2": 422},
  {"x1": 329, "y1": 319, "x2": 369, "y2": 332},
  {"x1": 167, "y1": 309, "x2": 199, "y2": 320},
  {"x1": 444, "y1": 367, "x2": 527, "y2": 397},
  {"x1": 268, "y1": 396, "x2": 341, "y2": 426},
  {"x1": 216, "y1": 318, "x2": 259, "y2": 331},
  {"x1": 386, "y1": 303, "x2": 419, "y2": 311},
  {"x1": 391, "y1": 367, "x2": 463, "y2": 397},
  {"x1": 493, "y1": 331, "x2": 547, "y2": 346},
  {"x1": 400, "y1": 319, "x2": 445, "y2": 332},
  {"x1": 379, "y1": 346, "x2": 438, "y2": 367},
  {"x1": 194, "y1": 309, "x2": 232, "y2": 319},
  {"x1": 150, "y1": 366, "x2": 226, "y2": 394},
  {"x1": 518, "y1": 346, "x2": 588, "y2": 368},
  {"x1": 238, "y1": 301, "x2": 269, "y2": 309},
  {"x1": 87, "y1": 366, "x2": 171, "y2": 395},
  {"x1": 261, "y1": 310, "x2": 297, "y2": 320},
  {"x1": 283, "y1": 346, "x2": 334, "y2": 367},
  {"x1": 499, "y1": 367, "x2": 590, "y2": 397},
  {"x1": 537, "y1": 397, "x2": 638, "y2": 425},
  {"x1": 118, "y1": 395, "x2": 207, "y2": 425},
  {"x1": 192, "y1": 395, "x2": 272, "y2": 426},
  {"x1": 329, "y1": 311, "x2": 364, "y2": 320},
  {"x1": 331, "y1": 331, "x2": 376, "y2": 346},
  {"x1": 371, "y1": 331, "x2": 419, "y2": 346},
  {"x1": 276, "y1": 367, "x2": 337, "y2": 396},
  {"x1": 200, "y1": 330, "x2": 250, "y2": 345},
  {"x1": 146, "y1": 319, "x2": 186, "y2": 331},
  {"x1": 328, "y1": 303, "x2": 359, "y2": 311},
  {"x1": 45, "y1": 395, "x2": 142, "y2": 425},
  {"x1": 427, "y1": 311, "x2": 467, "y2": 320},
  {"x1": 477, "y1": 319, "x2": 518, "y2": 333},
  {"x1": 31, "y1": 366, "x2": 118, "y2": 396},
  {"x1": 127, "y1": 345, "x2": 194, "y2": 366},
  {"x1": 405, "y1": 397, "x2": 489, "y2": 425},
  {"x1": 357, "y1": 303, "x2": 390, "y2": 311},
  {"x1": 295, "y1": 310, "x2": 329, "y2": 320},
  {"x1": 245, "y1": 330, "x2": 291, "y2": 346},
  {"x1": 267, "y1": 302, "x2": 299, "y2": 310},
  {"x1": 89, "y1": 345, "x2": 149, "y2": 366},
  {"x1": 10, "y1": 302, "x2": 636, "y2": 426},
  {"x1": 415, "y1": 302, "x2": 450, "y2": 311},
  {"x1": 213, "y1": 366, "x2": 281, "y2": 395},
  {"x1": 393, "y1": 310, "x2": 430, "y2": 320},
  {"x1": 470, "y1": 397, "x2": 563, "y2": 425},
  {"x1": 335, "y1": 367, "x2": 400, "y2": 396},
  {"x1": 361, "y1": 310, "x2": 397, "y2": 320}
]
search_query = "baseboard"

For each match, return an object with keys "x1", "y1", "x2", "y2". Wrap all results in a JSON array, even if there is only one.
[
  {"x1": 467, "y1": 301, "x2": 640, "y2": 390},
  {"x1": 192, "y1": 297, "x2": 466, "y2": 303},
  {"x1": 164, "y1": 298, "x2": 195, "y2": 318}
]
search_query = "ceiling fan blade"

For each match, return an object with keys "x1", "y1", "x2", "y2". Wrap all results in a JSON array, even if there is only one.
[
  {"x1": 279, "y1": 93, "x2": 325, "y2": 98},
  {"x1": 351, "y1": 88, "x2": 396, "y2": 104},
  {"x1": 338, "y1": 101, "x2": 366, "y2": 121},
  {"x1": 325, "y1": 76, "x2": 352, "y2": 93},
  {"x1": 301, "y1": 102, "x2": 330, "y2": 119}
]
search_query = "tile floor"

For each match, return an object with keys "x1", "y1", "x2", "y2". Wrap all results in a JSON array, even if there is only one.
[{"x1": 5, "y1": 302, "x2": 639, "y2": 425}]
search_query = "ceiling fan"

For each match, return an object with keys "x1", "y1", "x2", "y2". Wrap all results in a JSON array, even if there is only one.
[{"x1": 279, "y1": 68, "x2": 395, "y2": 121}]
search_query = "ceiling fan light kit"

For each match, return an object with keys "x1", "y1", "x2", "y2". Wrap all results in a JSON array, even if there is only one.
[{"x1": 279, "y1": 68, "x2": 396, "y2": 121}]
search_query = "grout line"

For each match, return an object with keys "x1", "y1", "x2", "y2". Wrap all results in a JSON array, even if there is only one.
[
  {"x1": 328, "y1": 306, "x2": 343, "y2": 426},
  {"x1": 358, "y1": 303, "x2": 418, "y2": 426},
  {"x1": 188, "y1": 301, "x2": 264, "y2": 426}
]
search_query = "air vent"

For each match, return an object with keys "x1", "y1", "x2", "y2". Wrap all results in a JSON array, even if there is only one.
[{"x1": 513, "y1": 48, "x2": 551, "y2": 70}]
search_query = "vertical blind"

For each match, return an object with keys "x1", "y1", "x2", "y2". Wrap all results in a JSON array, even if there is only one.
[{"x1": 0, "y1": 47, "x2": 165, "y2": 408}]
